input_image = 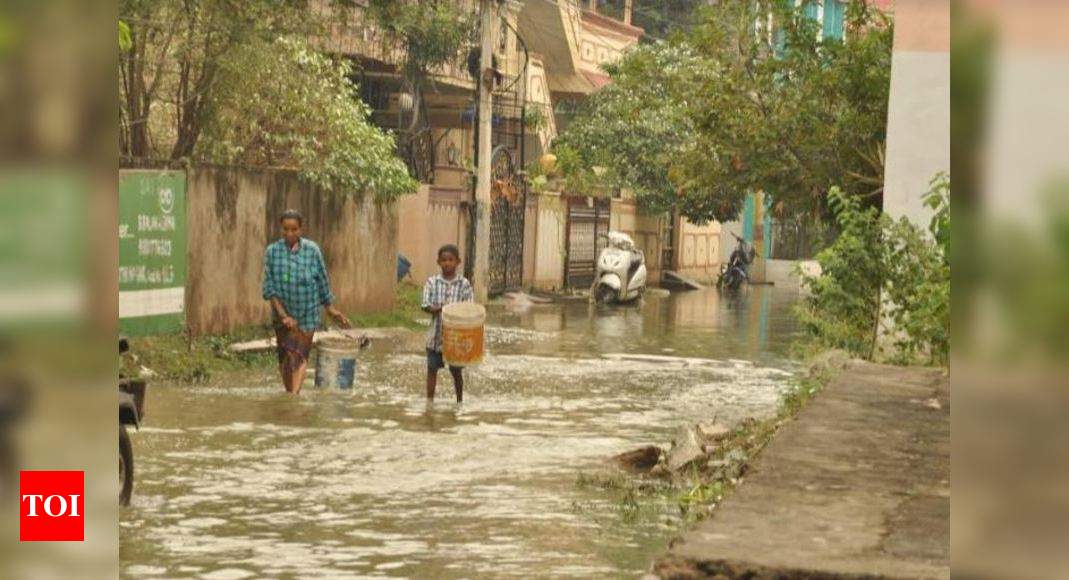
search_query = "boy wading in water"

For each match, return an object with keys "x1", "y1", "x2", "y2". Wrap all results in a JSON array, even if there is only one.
[
  {"x1": 262, "y1": 210, "x2": 351, "y2": 394},
  {"x1": 422, "y1": 245, "x2": 473, "y2": 403}
]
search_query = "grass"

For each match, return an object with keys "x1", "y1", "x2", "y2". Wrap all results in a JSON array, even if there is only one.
[
  {"x1": 349, "y1": 281, "x2": 425, "y2": 331},
  {"x1": 122, "y1": 327, "x2": 276, "y2": 384},
  {"x1": 124, "y1": 282, "x2": 427, "y2": 383}
]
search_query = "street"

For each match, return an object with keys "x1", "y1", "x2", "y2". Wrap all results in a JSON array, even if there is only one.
[{"x1": 120, "y1": 287, "x2": 801, "y2": 578}]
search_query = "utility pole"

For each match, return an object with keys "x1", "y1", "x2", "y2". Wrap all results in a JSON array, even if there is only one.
[{"x1": 472, "y1": 0, "x2": 495, "y2": 302}]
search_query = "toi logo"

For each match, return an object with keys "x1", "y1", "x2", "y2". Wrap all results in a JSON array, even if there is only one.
[{"x1": 19, "y1": 471, "x2": 84, "y2": 542}]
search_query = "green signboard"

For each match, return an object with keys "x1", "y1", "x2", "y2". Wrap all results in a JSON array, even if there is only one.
[{"x1": 119, "y1": 170, "x2": 187, "y2": 336}]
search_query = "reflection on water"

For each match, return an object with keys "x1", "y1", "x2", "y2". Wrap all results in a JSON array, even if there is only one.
[{"x1": 120, "y1": 287, "x2": 802, "y2": 578}]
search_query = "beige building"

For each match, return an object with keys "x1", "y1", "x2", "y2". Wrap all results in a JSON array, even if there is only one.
[{"x1": 326, "y1": 1, "x2": 722, "y2": 294}]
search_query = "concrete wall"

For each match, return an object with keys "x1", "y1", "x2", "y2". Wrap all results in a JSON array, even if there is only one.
[
  {"x1": 765, "y1": 259, "x2": 822, "y2": 292},
  {"x1": 882, "y1": 0, "x2": 949, "y2": 226},
  {"x1": 676, "y1": 218, "x2": 721, "y2": 284},
  {"x1": 397, "y1": 185, "x2": 469, "y2": 285},
  {"x1": 525, "y1": 191, "x2": 567, "y2": 291},
  {"x1": 186, "y1": 166, "x2": 398, "y2": 336},
  {"x1": 611, "y1": 198, "x2": 664, "y2": 282}
]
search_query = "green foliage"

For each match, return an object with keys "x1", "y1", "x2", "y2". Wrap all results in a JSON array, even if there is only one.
[
  {"x1": 796, "y1": 187, "x2": 885, "y2": 356},
  {"x1": 680, "y1": 0, "x2": 893, "y2": 221},
  {"x1": 198, "y1": 36, "x2": 416, "y2": 200},
  {"x1": 553, "y1": 42, "x2": 708, "y2": 213},
  {"x1": 365, "y1": 0, "x2": 473, "y2": 81},
  {"x1": 924, "y1": 172, "x2": 950, "y2": 256},
  {"x1": 349, "y1": 281, "x2": 425, "y2": 330},
  {"x1": 523, "y1": 106, "x2": 547, "y2": 131},
  {"x1": 364, "y1": 0, "x2": 474, "y2": 140},
  {"x1": 120, "y1": 0, "x2": 416, "y2": 199},
  {"x1": 556, "y1": 0, "x2": 892, "y2": 223},
  {"x1": 798, "y1": 178, "x2": 951, "y2": 365},
  {"x1": 631, "y1": 0, "x2": 707, "y2": 41},
  {"x1": 118, "y1": 20, "x2": 132, "y2": 51},
  {"x1": 120, "y1": 0, "x2": 324, "y2": 159}
]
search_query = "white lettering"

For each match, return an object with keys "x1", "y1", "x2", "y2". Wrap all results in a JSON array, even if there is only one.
[
  {"x1": 21, "y1": 494, "x2": 43, "y2": 517},
  {"x1": 137, "y1": 214, "x2": 176, "y2": 232},
  {"x1": 43, "y1": 495, "x2": 68, "y2": 517},
  {"x1": 137, "y1": 238, "x2": 172, "y2": 257},
  {"x1": 68, "y1": 494, "x2": 80, "y2": 517}
]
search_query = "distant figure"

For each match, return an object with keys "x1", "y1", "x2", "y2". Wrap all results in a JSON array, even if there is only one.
[
  {"x1": 421, "y1": 244, "x2": 473, "y2": 403},
  {"x1": 262, "y1": 209, "x2": 350, "y2": 394}
]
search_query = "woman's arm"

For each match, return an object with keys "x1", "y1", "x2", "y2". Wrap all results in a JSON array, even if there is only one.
[
  {"x1": 269, "y1": 297, "x2": 296, "y2": 328},
  {"x1": 315, "y1": 247, "x2": 350, "y2": 328}
]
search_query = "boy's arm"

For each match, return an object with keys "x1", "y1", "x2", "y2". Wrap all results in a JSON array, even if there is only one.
[
  {"x1": 421, "y1": 280, "x2": 441, "y2": 314},
  {"x1": 462, "y1": 279, "x2": 474, "y2": 303}
]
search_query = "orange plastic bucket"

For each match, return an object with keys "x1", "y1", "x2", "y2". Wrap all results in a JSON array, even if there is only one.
[{"x1": 441, "y1": 302, "x2": 486, "y2": 367}]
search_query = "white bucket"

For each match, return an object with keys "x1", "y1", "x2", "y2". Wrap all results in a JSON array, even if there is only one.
[
  {"x1": 441, "y1": 302, "x2": 486, "y2": 367},
  {"x1": 314, "y1": 340, "x2": 360, "y2": 389}
]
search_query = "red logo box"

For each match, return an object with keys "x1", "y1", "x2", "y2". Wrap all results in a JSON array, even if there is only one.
[{"x1": 19, "y1": 471, "x2": 84, "y2": 542}]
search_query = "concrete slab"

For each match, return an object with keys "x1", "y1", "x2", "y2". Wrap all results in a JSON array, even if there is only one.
[
  {"x1": 663, "y1": 270, "x2": 705, "y2": 290},
  {"x1": 228, "y1": 327, "x2": 410, "y2": 353},
  {"x1": 653, "y1": 361, "x2": 949, "y2": 579}
]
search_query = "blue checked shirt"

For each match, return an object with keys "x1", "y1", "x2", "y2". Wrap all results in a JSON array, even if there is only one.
[
  {"x1": 262, "y1": 238, "x2": 335, "y2": 331},
  {"x1": 422, "y1": 274, "x2": 474, "y2": 351}
]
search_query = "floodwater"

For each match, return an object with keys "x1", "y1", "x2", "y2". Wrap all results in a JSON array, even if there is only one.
[{"x1": 120, "y1": 286, "x2": 803, "y2": 579}]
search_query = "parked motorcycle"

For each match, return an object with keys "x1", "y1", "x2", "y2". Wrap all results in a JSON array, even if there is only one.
[
  {"x1": 717, "y1": 232, "x2": 756, "y2": 292},
  {"x1": 592, "y1": 231, "x2": 647, "y2": 304},
  {"x1": 119, "y1": 336, "x2": 146, "y2": 506}
]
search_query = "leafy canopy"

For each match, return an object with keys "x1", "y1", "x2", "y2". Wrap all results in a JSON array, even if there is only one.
[
  {"x1": 120, "y1": 0, "x2": 416, "y2": 199},
  {"x1": 199, "y1": 36, "x2": 417, "y2": 201},
  {"x1": 553, "y1": 42, "x2": 709, "y2": 216},
  {"x1": 556, "y1": 0, "x2": 892, "y2": 223}
]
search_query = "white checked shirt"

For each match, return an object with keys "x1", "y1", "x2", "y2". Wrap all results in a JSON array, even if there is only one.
[{"x1": 421, "y1": 274, "x2": 474, "y2": 351}]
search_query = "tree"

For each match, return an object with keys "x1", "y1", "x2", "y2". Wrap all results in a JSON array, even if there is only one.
[
  {"x1": 555, "y1": 0, "x2": 892, "y2": 223},
  {"x1": 630, "y1": 0, "x2": 707, "y2": 41},
  {"x1": 797, "y1": 177, "x2": 950, "y2": 365},
  {"x1": 552, "y1": 42, "x2": 710, "y2": 216},
  {"x1": 198, "y1": 37, "x2": 417, "y2": 200},
  {"x1": 120, "y1": 0, "x2": 321, "y2": 160},
  {"x1": 680, "y1": 0, "x2": 892, "y2": 221},
  {"x1": 119, "y1": 0, "x2": 416, "y2": 199},
  {"x1": 364, "y1": 0, "x2": 475, "y2": 135}
]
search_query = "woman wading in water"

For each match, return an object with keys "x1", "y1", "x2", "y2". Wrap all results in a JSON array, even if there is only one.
[{"x1": 262, "y1": 210, "x2": 350, "y2": 393}]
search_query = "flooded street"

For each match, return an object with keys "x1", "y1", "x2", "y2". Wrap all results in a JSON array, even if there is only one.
[{"x1": 120, "y1": 287, "x2": 803, "y2": 579}]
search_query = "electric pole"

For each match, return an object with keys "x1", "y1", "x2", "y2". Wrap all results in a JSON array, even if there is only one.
[{"x1": 472, "y1": 0, "x2": 495, "y2": 303}]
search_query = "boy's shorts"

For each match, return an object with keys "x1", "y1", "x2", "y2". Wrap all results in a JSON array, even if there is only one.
[{"x1": 427, "y1": 349, "x2": 462, "y2": 372}]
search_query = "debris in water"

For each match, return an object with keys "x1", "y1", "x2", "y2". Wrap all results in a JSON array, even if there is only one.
[
  {"x1": 667, "y1": 425, "x2": 706, "y2": 472},
  {"x1": 697, "y1": 423, "x2": 731, "y2": 442},
  {"x1": 613, "y1": 446, "x2": 663, "y2": 474}
]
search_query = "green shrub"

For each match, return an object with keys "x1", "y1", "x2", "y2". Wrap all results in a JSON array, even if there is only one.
[{"x1": 798, "y1": 174, "x2": 950, "y2": 365}]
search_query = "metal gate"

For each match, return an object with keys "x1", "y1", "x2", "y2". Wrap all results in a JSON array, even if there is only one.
[
  {"x1": 488, "y1": 146, "x2": 525, "y2": 295},
  {"x1": 565, "y1": 196, "x2": 611, "y2": 288}
]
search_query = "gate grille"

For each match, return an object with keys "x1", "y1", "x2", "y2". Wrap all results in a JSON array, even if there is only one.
[
  {"x1": 487, "y1": 146, "x2": 525, "y2": 296},
  {"x1": 565, "y1": 196, "x2": 611, "y2": 288}
]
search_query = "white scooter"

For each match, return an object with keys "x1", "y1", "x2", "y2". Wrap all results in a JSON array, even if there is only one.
[{"x1": 592, "y1": 231, "x2": 647, "y2": 304}]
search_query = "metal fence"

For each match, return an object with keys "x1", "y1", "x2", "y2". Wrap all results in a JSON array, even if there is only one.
[{"x1": 769, "y1": 218, "x2": 838, "y2": 261}]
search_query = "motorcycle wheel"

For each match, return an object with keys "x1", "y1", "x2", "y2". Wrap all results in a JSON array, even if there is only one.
[
  {"x1": 120, "y1": 425, "x2": 134, "y2": 506},
  {"x1": 720, "y1": 270, "x2": 741, "y2": 292},
  {"x1": 594, "y1": 284, "x2": 616, "y2": 305}
]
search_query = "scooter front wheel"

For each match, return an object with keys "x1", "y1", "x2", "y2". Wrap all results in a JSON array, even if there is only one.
[{"x1": 594, "y1": 284, "x2": 616, "y2": 305}]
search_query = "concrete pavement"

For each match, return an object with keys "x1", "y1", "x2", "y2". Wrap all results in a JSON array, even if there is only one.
[{"x1": 653, "y1": 361, "x2": 949, "y2": 579}]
